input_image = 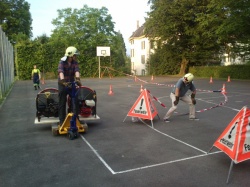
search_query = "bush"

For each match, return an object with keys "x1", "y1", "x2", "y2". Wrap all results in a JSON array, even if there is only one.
[{"x1": 189, "y1": 65, "x2": 250, "y2": 79}]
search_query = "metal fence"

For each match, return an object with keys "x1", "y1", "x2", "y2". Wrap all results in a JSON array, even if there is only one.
[{"x1": 0, "y1": 26, "x2": 15, "y2": 101}]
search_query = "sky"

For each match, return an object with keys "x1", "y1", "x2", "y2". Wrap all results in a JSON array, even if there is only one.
[{"x1": 26, "y1": 0, "x2": 150, "y2": 54}]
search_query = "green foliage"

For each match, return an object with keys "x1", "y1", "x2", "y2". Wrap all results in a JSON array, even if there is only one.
[
  {"x1": 145, "y1": 0, "x2": 221, "y2": 74},
  {"x1": 148, "y1": 45, "x2": 181, "y2": 75},
  {"x1": 145, "y1": 0, "x2": 250, "y2": 74},
  {"x1": 15, "y1": 4, "x2": 127, "y2": 80},
  {"x1": 0, "y1": 0, "x2": 32, "y2": 44},
  {"x1": 190, "y1": 65, "x2": 250, "y2": 79},
  {"x1": 49, "y1": 5, "x2": 127, "y2": 78}
]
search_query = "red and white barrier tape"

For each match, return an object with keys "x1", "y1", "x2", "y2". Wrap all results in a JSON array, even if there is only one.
[
  {"x1": 147, "y1": 90, "x2": 167, "y2": 108},
  {"x1": 104, "y1": 66, "x2": 229, "y2": 113}
]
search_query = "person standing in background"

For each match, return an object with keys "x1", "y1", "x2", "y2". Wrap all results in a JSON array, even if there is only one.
[{"x1": 31, "y1": 65, "x2": 41, "y2": 90}]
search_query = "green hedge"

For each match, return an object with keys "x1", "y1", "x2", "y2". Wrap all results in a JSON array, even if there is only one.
[{"x1": 189, "y1": 65, "x2": 250, "y2": 79}]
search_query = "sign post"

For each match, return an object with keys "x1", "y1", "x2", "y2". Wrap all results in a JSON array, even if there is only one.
[{"x1": 96, "y1": 46, "x2": 110, "y2": 79}]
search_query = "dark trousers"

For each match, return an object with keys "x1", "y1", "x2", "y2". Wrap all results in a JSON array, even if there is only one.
[
  {"x1": 33, "y1": 75, "x2": 40, "y2": 85},
  {"x1": 58, "y1": 83, "x2": 79, "y2": 124}
]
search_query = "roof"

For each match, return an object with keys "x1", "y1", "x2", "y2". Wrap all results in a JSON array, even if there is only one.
[{"x1": 129, "y1": 24, "x2": 145, "y2": 38}]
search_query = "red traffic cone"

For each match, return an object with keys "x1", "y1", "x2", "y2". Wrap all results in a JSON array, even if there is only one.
[
  {"x1": 227, "y1": 76, "x2": 231, "y2": 82},
  {"x1": 108, "y1": 85, "x2": 114, "y2": 95},
  {"x1": 41, "y1": 78, "x2": 45, "y2": 85},
  {"x1": 140, "y1": 84, "x2": 144, "y2": 92},
  {"x1": 209, "y1": 76, "x2": 213, "y2": 83},
  {"x1": 221, "y1": 84, "x2": 227, "y2": 94}
]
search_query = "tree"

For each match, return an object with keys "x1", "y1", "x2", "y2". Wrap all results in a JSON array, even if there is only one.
[
  {"x1": 203, "y1": 0, "x2": 250, "y2": 59},
  {"x1": 0, "y1": 0, "x2": 32, "y2": 44},
  {"x1": 145, "y1": 0, "x2": 223, "y2": 75},
  {"x1": 50, "y1": 5, "x2": 126, "y2": 77}
]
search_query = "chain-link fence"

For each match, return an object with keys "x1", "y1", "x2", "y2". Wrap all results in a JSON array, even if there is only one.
[{"x1": 0, "y1": 26, "x2": 15, "y2": 103}]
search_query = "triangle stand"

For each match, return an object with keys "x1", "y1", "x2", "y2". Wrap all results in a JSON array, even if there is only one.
[
  {"x1": 123, "y1": 89, "x2": 158, "y2": 128},
  {"x1": 123, "y1": 114, "x2": 155, "y2": 128},
  {"x1": 226, "y1": 160, "x2": 234, "y2": 184}
]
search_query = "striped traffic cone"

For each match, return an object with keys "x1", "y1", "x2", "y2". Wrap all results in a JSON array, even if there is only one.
[
  {"x1": 140, "y1": 84, "x2": 144, "y2": 92},
  {"x1": 221, "y1": 84, "x2": 227, "y2": 94},
  {"x1": 209, "y1": 76, "x2": 213, "y2": 83},
  {"x1": 108, "y1": 85, "x2": 114, "y2": 95}
]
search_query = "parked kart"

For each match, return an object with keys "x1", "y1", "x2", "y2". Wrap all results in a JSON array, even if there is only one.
[{"x1": 34, "y1": 84, "x2": 100, "y2": 139}]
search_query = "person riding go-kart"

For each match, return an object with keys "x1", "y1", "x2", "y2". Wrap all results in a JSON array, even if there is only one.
[{"x1": 35, "y1": 46, "x2": 98, "y2": 139}]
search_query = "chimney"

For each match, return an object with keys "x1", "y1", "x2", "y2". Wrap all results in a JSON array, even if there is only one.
[{"x1": 137, "y1": 20, "x2": 139, "y2": 29}]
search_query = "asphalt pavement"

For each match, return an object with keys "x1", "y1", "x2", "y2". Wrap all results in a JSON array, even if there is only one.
[{"x1": 0, "y1": 76, "x2": 250, "y2": 187}]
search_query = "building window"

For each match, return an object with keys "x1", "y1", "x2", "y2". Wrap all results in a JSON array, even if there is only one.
[
  {"x1": 141, "y1": 55, "x2": 145, "y2": 64},
  {"x1": 130, "y1": 40, "x2": 134, "y2": 45},
  {"x1": 141, "y1": 41, "x2": 145, "y2": 50},
  {"x1": 131, "y1": 49, "x2": 134, "y2": 57},
  {"x1": 141, "y1": 69, "x2": 145, "y2": 76}
]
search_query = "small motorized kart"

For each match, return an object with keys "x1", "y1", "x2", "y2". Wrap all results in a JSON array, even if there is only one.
[
  {"x1": 67, "y1": 86, "x2": 98, "y2": 120},
  {"x1": 34, "y1": 83, "x2": 100, "y2": 140}
]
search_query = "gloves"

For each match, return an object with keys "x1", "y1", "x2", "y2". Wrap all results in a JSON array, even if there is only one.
[
  {"x1": 192, "y1": 99, "x2": 196, "y2": 105},
  {"x1": 75, "y1": 77, "x2": 82, "y2": 87},
  {"x1": 173, "y1": 96, "x2": 179, "y2": 106},
  {"x1": 59, "y1": 79, "x2": 71, "y2": 87},
  {"x1": 191, "y1": 93, "x2": 196, "y2": 105}
]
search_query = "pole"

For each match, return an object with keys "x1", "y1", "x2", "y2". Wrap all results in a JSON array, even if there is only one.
[
  {"x1": 226, "y1": 160, "x2": 234, "y2": 184},
  {"x1": 98, "y1": 56, "x2": 100, "y2": 79}
]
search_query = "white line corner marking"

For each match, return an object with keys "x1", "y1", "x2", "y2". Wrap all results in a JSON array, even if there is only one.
[{"x1": 80, "y1": 135, "x2": 221, "y2": 175}]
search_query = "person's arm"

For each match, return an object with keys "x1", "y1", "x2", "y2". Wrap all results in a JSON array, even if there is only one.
[
  {"x1": 173, "y1": 79, "x2": 182, "y2": 105},
  {"x1": 75, "y1": 71, "x2": 80, "y2": 78},
  {"x1": 75, "y1": 71, "x2": 81, "y2": 86},
  {"x1": 59, "y1": 72, "x2": 64, "y2": 80},
  {"x1": 173, "y1": 87, "x2": 180, "y2": 105},
  {"x1": 175, "y1": 87, "x2": 180, "y2": 97},
  {"x1": 38, "y1": 69, "x2": 41, "y2": 79},
  {"x1": 58, "y1": 61, "x2": 65, "y2": 80},
  {"x1": 190, "y1": 85, "x2": 196, "y2": 105}
]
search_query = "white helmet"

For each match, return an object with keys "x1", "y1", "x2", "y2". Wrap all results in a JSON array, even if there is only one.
[
  {"x1": 183, "y1": 73, "x2": 194, "y2": 83},
  {"x1": 65, "y1": 46, "x2": 80, "y2": 57}
]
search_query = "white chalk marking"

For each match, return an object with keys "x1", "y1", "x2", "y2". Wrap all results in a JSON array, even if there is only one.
[
  {"x1": 80, "y1": 135, "x2": 116, "y2": 174},
  {"x1": 115, "y1": 151, "x2": 222, "y2": 174}
]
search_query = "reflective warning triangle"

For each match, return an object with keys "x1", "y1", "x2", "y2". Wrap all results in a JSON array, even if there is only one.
[
  {"x1": 127, "y1": 89, "x2": 158, "y2": 120},
  {"x1": 213, "y1": 106, "x2": 250, "y2": 163}
]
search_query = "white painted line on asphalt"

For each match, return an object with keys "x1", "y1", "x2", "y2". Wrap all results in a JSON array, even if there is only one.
[
  {"x1": 148, "y1": 124, "x2": 207, "y2": 154},
  {"x1": 81, "y1": 132, "x2": 222, "y2": 175},
  {"x1": 115, "y1": 151, "x2": 222, "y2": 174},
  {"x1": 80, "y1": 135, "x2": 116, "y2": 175}
]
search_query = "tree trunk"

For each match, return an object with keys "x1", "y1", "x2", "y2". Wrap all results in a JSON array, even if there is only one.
[{"x1": 179, "y1": 57, "x2": 189, "y2": 75}]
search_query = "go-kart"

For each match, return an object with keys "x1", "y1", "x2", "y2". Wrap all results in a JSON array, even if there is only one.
[
  {"x1": 67, "y1": 86, "x2": 98, "y2": 120},
  {"x1": 34, "y1": 83, "x2": 100, "y2": 139}
]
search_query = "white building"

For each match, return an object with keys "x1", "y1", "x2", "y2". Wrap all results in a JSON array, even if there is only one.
[
  {"x1": 129, "y1": 23, "x2": 248, "y2": 71},
  {"x1": 129, "y1": 22, "x2": 153, "y2": 76},
  {"x1": 221, "y1": 53, "x2": 247, "y2": 66}
]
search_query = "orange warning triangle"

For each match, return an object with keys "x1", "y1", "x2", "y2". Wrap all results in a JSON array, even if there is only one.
[
  {"x1": 213, "y1": 106, "x2": 250, "y2": 163},
  {"x1": 127, "y1": 89, "x2": 158, "y2": 120}
]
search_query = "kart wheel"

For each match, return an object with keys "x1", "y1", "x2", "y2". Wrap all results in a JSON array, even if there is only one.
[
  {"x1": 82, "y1": 124, "x2": 88, "y2": 133},
  {"x1": 68, "y1": 131, "x2": 75, "y2": 140},
  {"x1": 51, "y1": 125, "x2": 59, "y2": 136},
  {"x1": 74, "y1": 132, "x2": 79, "y2": 138},
  {"x1": 52, "y1": 129, "x2": 59, "y2": 136}
]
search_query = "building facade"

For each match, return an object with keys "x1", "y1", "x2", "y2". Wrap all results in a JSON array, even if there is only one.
[
  {"x1": 129, "y1": 22, "x2": 152, "y2": 76},
  {"x1": 129, "y1": 23, "x2": 248, "y2": 73}
]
